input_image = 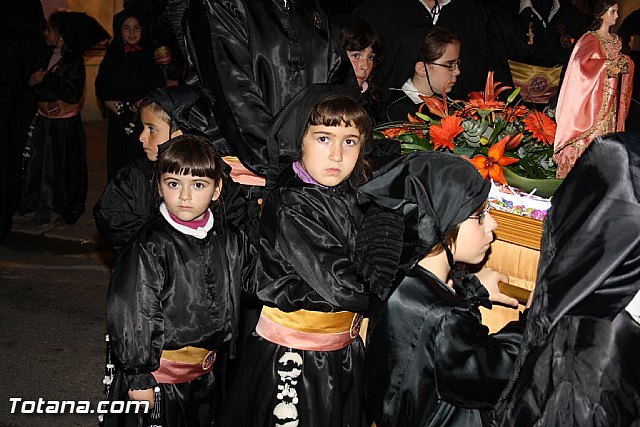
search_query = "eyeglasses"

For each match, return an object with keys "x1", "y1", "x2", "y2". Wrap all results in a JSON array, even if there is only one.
[
  {"x1": 430, "y1": 59, "x2": 461, "y2": 71},
  {"x1": 468, "y1": 205, "x2": 491, "y2": 225}
]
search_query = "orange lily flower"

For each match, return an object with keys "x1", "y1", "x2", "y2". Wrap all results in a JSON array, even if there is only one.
[
  {"x1": 429, "y1": 115, "x2": 463, "y2": 151},
  {"x1": 469, "y1": 135, "x2": 519, "y2": 185},
  {"x1": 523, "y1": 111, "x2": 556, "y2": 145},
  {"x1": 380, "y1": 127, "x2": 411, "y2": 139},
  {"x1": 419, "y1": 93, "x2": 449, "y2": 118},
  {"x1": 504, "y1": 133, "x2": 524, "y2": 150},
  {"x1": 466, "y1": 71, "x2": 511, "y2": 115}
]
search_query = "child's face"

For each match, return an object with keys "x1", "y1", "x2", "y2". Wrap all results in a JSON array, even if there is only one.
[
  {"x1": 139, "y1": 107, "x2": 182, "y2": 161},
  {"x1": 421, "y1": 41, "x2": 461, "y2": 95},
  {"x1": 347, "y1": 46, "x2": 375, "y2": 88},
  {"x1": 121, "y1": 16, "x2": 142, "y2": 45},
  {"x1": 300, "y1": 124, "x2": 362, "y2": 187},
  {"x1": 453, "y1": 204, "x2": 497, "y2": 264},
  {"x1": 158, "y1": 173, "x2": 221, "y2": 222}
]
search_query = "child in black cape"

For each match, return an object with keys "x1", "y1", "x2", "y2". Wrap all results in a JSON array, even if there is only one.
[
  {"x1": 359, "y1": 151, "x2": 525, "y2": 427},
  {"x1": 104, "y1": 135, "x2": 255, "y2": 427},
  {"x1": 221, "y1": 84, "x2": 371, "y2": 427},
  {"x1": 95, "y1": 7, "x2": 165, "y2": 180}
]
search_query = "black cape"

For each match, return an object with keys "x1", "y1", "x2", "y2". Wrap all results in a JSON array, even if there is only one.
[
  {"x1": 493, "y1": 132, "x2": 640, "y2": 426},
  {"x1": 181, "y1": 0, "x2": 356, "y2": 175},
  {"x1": 19, "y1": 49, "x2": 87, "y2": 224}
]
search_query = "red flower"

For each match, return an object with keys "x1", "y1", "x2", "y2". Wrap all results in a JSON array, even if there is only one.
[
  {"x1": 380, "y1": 127, "x2": 411, "y2": 139},
  {"x1": 429, "y1": 115, "x2": 463, "y2": 151},
  {"x1": 523, "y1": 112, "x2": 556, "y2": 145},
  {"x1": 469, "y1": 135, "x2": 519, "y2": 185}
]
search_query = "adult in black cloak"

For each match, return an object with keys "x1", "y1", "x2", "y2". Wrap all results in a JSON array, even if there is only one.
[
  {"x1": 487, "y1": 0, "x2": 587, "y2": 106},
  {"x1": 179, "y1": 0, "x2": 356, "y2": 177},
  {"x1": 19, "y1": 12, "x2": 109, "y2": 225},
  {"x1": 354, "y1": 0, "x2": 492, "y2": 100},
  {"x1": 359, "y1": 151, "x2": 525, "y2": 427},
  {"x1": 95, "y1": 8, "x2": 165, "y2": 181},
  {"x1": 492, "y1": 132, "x2": 640, "y2": 426},
  {"x1": 0, "y1": 0, "x2": 45, "y2": 240}
]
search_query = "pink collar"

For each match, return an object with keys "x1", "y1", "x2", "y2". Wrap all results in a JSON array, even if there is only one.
[{"x1": 168, "y1": 210, "x2": 210, "y2": 230}]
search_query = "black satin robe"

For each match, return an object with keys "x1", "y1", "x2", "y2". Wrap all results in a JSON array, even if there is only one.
[
  {"x1": 487, "y1": 0, "x2": 587, "y2": 101},
  {"x1": 365, "y1": 266, "x2": 525, "y2": 427},
  {"x1": 105, "y1": 211, "x2": 255, "y2": 426},
  {"x1": 493, "y1": 133, "x2": 640, "y2": 426},
  {"x1": 220, "y1": 166, "x2": 368, "y2": 427},
  {"x1": 93, "y1": 157, "x2": 155, "y2": 251},
  {"x1": 19, "y1": 50, "x2": 87, "y2": 224},
  {"x1": 182, "y1": 0, "x2": 354, "y2": 176}
]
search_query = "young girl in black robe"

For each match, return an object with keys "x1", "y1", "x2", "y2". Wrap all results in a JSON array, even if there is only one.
[
  {"x1": 105, "y1": 135, "x2": 254, "y2": 427},
  {"x1": 359, "y1": 151, "x2": 525, "y2": 427},
  {"x1": 220, "y1": 85, "x2": 371, "y2": 427},
  {"x1": 95, "y1": 8, "x2": 165, "y2": 180},
  {"x1": 20, "y1": 12, "x2": 109, "y2": 225}
]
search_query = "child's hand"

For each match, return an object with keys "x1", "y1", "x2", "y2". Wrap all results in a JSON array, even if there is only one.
[
  {"x1": 128, "y1": 388, "x2": 155, "y2": 409},
  {"x1": 28, "y1": 69, "x2": 47, "y2": 86},
  {"x1": 475, "y1": 267, "x2": 518, "y2": 308}
]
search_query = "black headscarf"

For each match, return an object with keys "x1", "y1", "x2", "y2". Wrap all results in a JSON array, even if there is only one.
[
  {"x1": 494, "y1": 132, "x2": 640, "y2": 418},
  {"x1": 110, "y1": 8, "x2": 152, "y2": 50},
  {"x1": 357, "y1": 150, "x2": 489, "y2": 298},
  {"x1": 265, "y1": 83, "x2": 365, "y2": 191},
  {"x1": 49, "y1": 11, "x2": 110, "y2": 56},
  {"x1": 145, "y1": 85, "x2": 229, "y2": 155}
]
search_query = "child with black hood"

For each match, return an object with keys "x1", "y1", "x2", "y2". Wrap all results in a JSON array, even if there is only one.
[
  {"x1": 359, "y1": 151, "x2": 525, "y2": 427},
  {"x1": 95, "y1": 7, "x2": 165, "y2": 180},
  {"x1": 94, "y1": 85, "x2": 241, "y2": 252},
  {"x1": 221, "y1": 84, "x2": 371, "y2": 427}
]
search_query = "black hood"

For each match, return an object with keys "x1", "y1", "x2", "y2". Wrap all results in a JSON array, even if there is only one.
[
  {"x1": 359, "y1": 150, "x2": 490, "y2": 275},
  {"x1": 265, "y1": 83, "x2": 368, "y2": 191},
  {"x1": 49, "y1": 11, "x2": 110, "y2": 55},
  {"x1": 145, "y1": 85, "x2": 229, "y2": 155},
  {"x1": 111, "y1": 8, "x2": 152, "y2": 48}
]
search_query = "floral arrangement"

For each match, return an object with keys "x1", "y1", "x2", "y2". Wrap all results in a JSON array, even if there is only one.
[{"x1": 376, "y1": 72, "x2": 558, "y2": 185}]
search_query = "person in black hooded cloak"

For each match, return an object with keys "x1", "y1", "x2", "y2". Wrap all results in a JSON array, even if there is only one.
[
  {"x1": 492, "y1": 132, "x2": 640, "y2": 426},
  {"x1": 93, "y1": 85, "x2": 243, "y2": 252},
  {"x1": 95, "y1": 7, "x2": 165, "y2": 181},
  {"x1": 359, "y1": 151, "x2": 526, "y2": 427},
  {"x1": 19, "y1": 11, "x2": 109, "y2": 225},
  {"x1": 220, "y1": 84, "x2": 371, "y2": 427}
]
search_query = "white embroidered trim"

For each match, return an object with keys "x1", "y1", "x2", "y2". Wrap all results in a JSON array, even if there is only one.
[
  {"x1": 159, "y1": 203, "x2": 214, "y2": 239},
  {"x1": 274, "y1": 350, "x2": 302, "y2": 426}
]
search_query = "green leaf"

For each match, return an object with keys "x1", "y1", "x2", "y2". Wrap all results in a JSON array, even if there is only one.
[
  {"x1": 401, "y1": 143, "x2": 430, "y2": 153},
  {"x1": 506, "y1": 87, "x2": 521, "y2": 105}
]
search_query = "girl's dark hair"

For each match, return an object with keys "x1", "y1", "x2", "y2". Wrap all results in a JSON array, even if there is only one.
[
  {"x1": 338, "y1": 19, "x2": 383, "y2": 66},
  {"x1": 156, "y1": 134, "x2": 225, "y2": 186},
  {"x1": 303, "y1": 94, "x2": 372, "y2": 183},
  {"x1": 138, "y1": 99, "x2": 180, "y2": 135},
  {"x1": 47, "y1": 14, "x2": 69, "y2": 57},
  {"x1": 339, "y1": 19, "x2": 383, "y2": 103},
  {"x1": 588, "y1": 0, "x2": 618, "y2": 31},
  {"x1": 419, "y1": 26, "x2": 460, "y2": 64}
]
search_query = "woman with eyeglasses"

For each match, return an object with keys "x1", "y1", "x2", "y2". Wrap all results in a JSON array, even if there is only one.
[
  {"x1": 357, "y1": 151, "x2": 526, "y2": 427},
  {"x1": 381, "y1": 26, "x2": 461, "y2": 122}
]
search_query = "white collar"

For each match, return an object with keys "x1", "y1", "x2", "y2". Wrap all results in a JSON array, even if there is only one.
[
  {"x1": 626, "y1": 289, "x2": 640, "y2": 326},
  {"x1": 519, "y1": 0, "x2": 560, "y2": 27},
  {"x1": 402, "y1": 78, "x2": 428, "y2": 104},
  {"x1": 159, "y1": 203, "x2": 214, "y2": 239},
  {"x1": 420, "y1": 0, "x2": 452, "y2": 24}
]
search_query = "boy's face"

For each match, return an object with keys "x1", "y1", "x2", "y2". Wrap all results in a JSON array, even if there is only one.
[
  {"x1": 300, "y1": 124, "x2": 362, "y2": 187},
  {"x1": 158, "y1": 173, "x2": 221, "y2": 222},
  {"x1": 139, "y1": 107, "x2": 182, "y2": 161},
  {"x1": 121, "y1": 16, "x2": 142, "y2": 45}
]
